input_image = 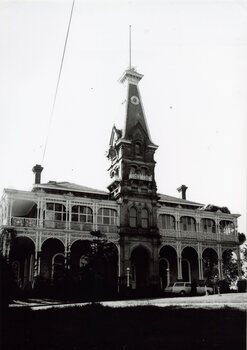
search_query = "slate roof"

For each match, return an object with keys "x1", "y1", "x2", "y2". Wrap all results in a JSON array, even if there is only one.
[
  {"x1": 34, "y1": 182, "x2": 203, "y2": 206},
  {"x1": 34, "y1": 181, "x2": 109, "y2": 196},
  {"x1": 158, "y1": 193, "x2": 204, "y2": 207}
]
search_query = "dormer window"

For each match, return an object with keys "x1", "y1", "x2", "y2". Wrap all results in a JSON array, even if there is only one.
[{"x1": 135, "y1": 142, "x2": 142, "y2": 155}]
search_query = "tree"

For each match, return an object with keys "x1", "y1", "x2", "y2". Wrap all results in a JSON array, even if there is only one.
[
  {"x1": 222, "y1": 250, "x2": 238, "y2": 284},
  {"x1": 77, "y1": 231, "x2": 118, "y2": 300}
]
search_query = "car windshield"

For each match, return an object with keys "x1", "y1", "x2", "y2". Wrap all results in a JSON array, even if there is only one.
[{"x1": 168, "y1": 283, "x2": 174, "y2": 287}]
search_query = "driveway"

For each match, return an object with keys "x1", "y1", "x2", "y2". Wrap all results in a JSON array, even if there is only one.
[{"x1": 10, "y1": 292, "x2": 247, "y2": 310}]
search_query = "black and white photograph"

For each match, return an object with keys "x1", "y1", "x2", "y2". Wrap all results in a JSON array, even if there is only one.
[{"x1": 0, "y1": 1, "x2": 246, "y2": 349}]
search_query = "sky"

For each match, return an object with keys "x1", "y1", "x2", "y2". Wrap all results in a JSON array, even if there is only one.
[{"x1": 0, "y1": 0, "x2": 246, "y2": 233}]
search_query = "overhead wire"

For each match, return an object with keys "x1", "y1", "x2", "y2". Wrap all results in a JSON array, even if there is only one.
[{"x1": 41, "y1": 0, "x2": 75, "y2": 165}]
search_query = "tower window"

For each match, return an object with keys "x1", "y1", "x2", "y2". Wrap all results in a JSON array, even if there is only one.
[
  {"x1": 135, "y1": 142, "x2": 142, "y2": 155},
  {"x1": 130, "y1": 207, "x2": 137, "y2": 227},
  {"x1": 141, "y1": 209, "x2": 149, "y2": 228}
]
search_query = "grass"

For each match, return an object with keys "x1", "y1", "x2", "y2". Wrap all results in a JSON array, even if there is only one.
[{"x1": 1, "y1": 304, "x2": 246, "y2": 350}]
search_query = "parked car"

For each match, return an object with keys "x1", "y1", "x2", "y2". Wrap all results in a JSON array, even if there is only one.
[{"x1": 164, "y1": 282, "x2": 213, "y2": 296}]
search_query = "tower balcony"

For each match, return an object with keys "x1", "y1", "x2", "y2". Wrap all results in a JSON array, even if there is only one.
[
  {"x1": 129, "y1": 173, "x2": 152, "y2": 181},
  {"x1": 119, "y1": 226, "x2": 160, "y2": 237}
]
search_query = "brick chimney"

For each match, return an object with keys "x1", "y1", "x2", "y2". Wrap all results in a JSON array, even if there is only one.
[
  {"x1": 32, "y1": 164, "x2": 43, "y2": 184},
  {"x1": 177, "y1": 184, "x2": 188, "y2": 200}
]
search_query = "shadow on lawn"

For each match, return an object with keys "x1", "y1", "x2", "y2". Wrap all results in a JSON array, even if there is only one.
[{"x1": 1, "y1": 304, "x2": 246, "y2": 350}]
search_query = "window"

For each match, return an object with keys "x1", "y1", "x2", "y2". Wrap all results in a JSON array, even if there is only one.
[
  {"x1": 201, "y1": 218, "x2": 216, "y2": 233},
  {"x1": 97, "y1": 208, "x2": 117, "y2": 225},
  {"x1": 130, "y1": 207, "x2": 137, "y2": 227},
  {"x1": 141, "y1": 209, "x2": 149, "y2": 228},
  {"x1": 180, "y1": 216, "x2": 196, "y2": 231},
  {"x1": 135, "y1": 142, "x2": 141, "y2": 155},
  {"x1": 141, "y1": 167, "x2": 147, "y2": 175},
  {"x1": 72, "y1": 206, "x2": 93, "y2": 223},
  {"x1": 159, "y1": 214, "x2": 175, "y2": 230},
  {"x1": 46, "y1": 203, "x2": 66, "y2": 221}
]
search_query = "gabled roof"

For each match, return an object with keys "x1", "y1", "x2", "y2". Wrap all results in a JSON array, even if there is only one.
[
  {"x1": 158, "y1": 193, "x2": 204, "y2": 207},
  {"x1": 33, "y1": 181, "x2": 109, "y2": 196}
]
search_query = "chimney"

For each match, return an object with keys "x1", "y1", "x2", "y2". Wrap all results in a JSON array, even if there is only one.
[
  {"x1": 177, "y1": 184, "x2": 188, "y2": 200},
  {"x1": 32, "y1": 164, "x2": 43, "y2": 184}
]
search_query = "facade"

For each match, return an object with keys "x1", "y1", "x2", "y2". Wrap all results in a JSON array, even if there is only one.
[{"x1": 0, "y1": 67, "x2": 241, "y2": 296}]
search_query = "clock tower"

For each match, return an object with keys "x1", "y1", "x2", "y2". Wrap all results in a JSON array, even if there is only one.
[
  {"x1": 107, "y1": 66, "x2": 160, "y2": 291},
  {"x1": 107, "y1": 67, "x2": 159, "y2": 236}
]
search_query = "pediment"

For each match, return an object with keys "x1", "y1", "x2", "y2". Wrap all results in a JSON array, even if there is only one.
[{"x1": 130, "y1": 121, "x2": 149, "y2": 142}]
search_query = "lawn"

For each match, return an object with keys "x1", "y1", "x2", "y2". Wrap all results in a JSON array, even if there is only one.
[{"x1": 1, "y1": 304, "x2": 246, "y2": 350}]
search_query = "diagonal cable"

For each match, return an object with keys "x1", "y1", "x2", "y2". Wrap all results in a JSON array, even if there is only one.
[{"x1": 41, "y1": 0, "x2": 75, "y2": 165}]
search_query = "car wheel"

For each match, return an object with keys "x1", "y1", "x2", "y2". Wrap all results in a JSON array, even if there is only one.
[{"x1": 180, "y1": 291, "x2": 186, "y2": 297}]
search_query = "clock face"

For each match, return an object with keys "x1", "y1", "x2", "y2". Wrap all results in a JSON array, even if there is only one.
[{"x1": 130, "y1": 96, "x2": 140, "y2": 105}]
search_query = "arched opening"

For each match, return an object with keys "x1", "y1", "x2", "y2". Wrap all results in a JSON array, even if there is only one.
[
  {"x1": 135, "y1": 141, "x2": 142, "y2": 156},
  {"x1": 159, "y1": 258, "x2": 170, "y2": 290},
  {"x1": 158, "y1": 214, "x2": 176, "y2": 230},
  {"x1": 70, "y1": 240, "x2": 118, "y2": 298},
  {"x1": 40, "y1": 238, "x2": 65, "y2": 282},
  {"x1": 9, "y1": 236, "x2": 35, "y2": 289},
  {"x1": 201, "y1": 218, "x2": 216, "y2": 234},
  {"x1": 182, "y1": 259, "x2": 191, "y2": 282},
  {"x1": 180, "y1": 216, "x2": 196, "y2": 232},
  {"x1": 131, "y1": 246, "x2": 150, "y2": 291},
  {"x1": 219, "y1": 220, "x2": 235, "y2": 235},
  {"x1": 71, "y1": 205, "x2": 93, "y2": 231},
  {"x1": 70, "y1": 240, "x2": 92, "y2": 281},
  {"x1": 52, "y1": 253, "x2": 65, "y2": 282},
  {"x1": 202, "y1": 248, "x2": 218, "y2": 281},
  {"x1": 93, "y1": 242, "x2": 118, "y2": 296},
  {"x1": 159, "y1": 245, "x2": 177, "y2": 286},
  {"x1": 182, "y1": 247, "x2": 199, "y2": 282}
]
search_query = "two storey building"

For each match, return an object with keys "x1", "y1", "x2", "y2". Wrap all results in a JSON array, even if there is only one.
[{"x1": 0, "y1": 66, "x2": 241, "y2": 295}]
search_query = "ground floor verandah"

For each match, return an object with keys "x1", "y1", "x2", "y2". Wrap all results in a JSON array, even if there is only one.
[{"x1": 1, "y1": 233, "x2": 242, "y2": 296}]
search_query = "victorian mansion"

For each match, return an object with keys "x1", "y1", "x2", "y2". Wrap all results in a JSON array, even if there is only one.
[{"x1": 0, "y1": 67, "x2": 241, "y2": 295}]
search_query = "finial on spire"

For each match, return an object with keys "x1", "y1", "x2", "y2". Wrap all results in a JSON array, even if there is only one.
[{"x1": 129, "y1": 25, "x2": 132, "y2": 69}]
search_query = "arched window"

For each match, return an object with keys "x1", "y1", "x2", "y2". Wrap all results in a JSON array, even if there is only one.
[
  {"x1": 201, "y1": 218, "x2": 216, "y2": 233},
  {"x1": 141, "y1": 167, "x2": 147, "y2": 175},
  {"x1": 46, "y1": 203, "x2": 66, "y2": 221},
  {"x1": 141, "y1": 209, "x2": 149, "y2": 228},
  {"x1": 219, "y1": 220, "x2": 234, "y2": 235},
  {"x1": 130, "y1": 207, "x2": 137, "y2": 227},
  {"x1": 52, "y1": 253, "x2": 65, "y2": 281},
  {"x1": 159, "y1": 214, "x2": 175, "y2": 230},
  {"x1": 72, "y1": 206, "x2": 93, "y2": 223},
  {"x1": 180, "y1": 216, "x2": 196, "y2": 232},
  {"x1": 97, "y1": 208, "x2": 117, "y2": 225},
  {"x1": 135, "y1": 142, "x2": 142, "y2": 155}
]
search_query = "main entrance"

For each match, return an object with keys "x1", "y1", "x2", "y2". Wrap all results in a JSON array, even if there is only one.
[{"x1": 131, "y1": 246, "x2": 149, "y2": 291}]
